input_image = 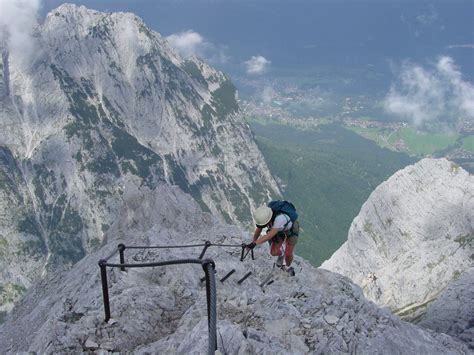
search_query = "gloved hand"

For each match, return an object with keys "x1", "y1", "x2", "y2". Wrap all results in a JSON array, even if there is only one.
[{"x1": 246, "y1": 241, "x2": 256, "y2": 250}]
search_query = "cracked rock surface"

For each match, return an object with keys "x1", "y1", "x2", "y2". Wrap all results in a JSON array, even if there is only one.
[
  {"x1": 322, "y1": 159, "x2": 473, "y2": 317},
  {"x1": 0, "y1": 184, "x2": 468, "y2": 354},
  {"x1": 0, "y1": 3, "x2": 277, "y2": 312},
  {"x1": 418, "y1": 267, "x2": 474, "y2": 350}
]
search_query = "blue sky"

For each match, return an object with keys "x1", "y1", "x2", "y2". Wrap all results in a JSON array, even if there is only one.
[{"x1": 42, "y1": 1, "x2": 473, "y2": 72}]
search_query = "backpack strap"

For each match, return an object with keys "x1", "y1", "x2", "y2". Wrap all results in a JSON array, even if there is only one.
[{"x1": 282, "y1": 214, "x2": 291, "y2": 230}]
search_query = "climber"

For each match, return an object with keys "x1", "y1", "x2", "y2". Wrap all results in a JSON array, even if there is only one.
[{"x1": 246, "y1": 201, "x2": 299, "y2": 274}]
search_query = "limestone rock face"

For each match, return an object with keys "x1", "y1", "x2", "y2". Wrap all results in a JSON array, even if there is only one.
[
  {"x1": 0, "y1": 184, "x2": 467, "y2": 354},
  {"x1": 418, "y1": 267, "x2": 474, "y2": 349},
  {"x1": 322, "y1": 159, "x2": 474, "y2": 315},
  {"x1": 0, "y1": 4, "x2": 277, "y2": 312}
]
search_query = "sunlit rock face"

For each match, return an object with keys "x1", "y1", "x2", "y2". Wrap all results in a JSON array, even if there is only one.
[
  {"x1": 0, "y1": 184, "x2": 468, "y2": 354},
  {"x1": 0, "y1": 4, "x2": 277, "y2": 314},
  {"x1": 322, "y1": 158, "x2": 473, "y2": 317}
]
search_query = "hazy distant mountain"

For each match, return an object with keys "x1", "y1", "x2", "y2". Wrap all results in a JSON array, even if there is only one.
[{"x1": 0, "y1": 4, "x2": 278, "y2": 314}]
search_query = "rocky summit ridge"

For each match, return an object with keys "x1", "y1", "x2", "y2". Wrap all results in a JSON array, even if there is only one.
[
  {"x1": 0, "y1": 4, "x2": 277, "y2": 313},
  {"x1": 418, "y1": 267, "x2": 474, "y2": 349},
  {"x1": 322, "y1": 158, "x2": 473, "y2": 321},
  {"x1": 0, "y1": 183, "x2": 468, "y2": 354}
]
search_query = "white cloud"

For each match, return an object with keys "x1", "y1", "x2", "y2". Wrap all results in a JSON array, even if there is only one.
[
  {"x1": 166, "y1": 30, "x2": 228, "y2": 64},
  {"x1": 244, "y1": 55, "x2": 271, "y2": 75},
  {"x1": 447, "y1": 44, "x2": 474, "y2": 49},
  {"x1": 437, "y1": 57, "x2": 474, "y2": 117},
  {"x1": 166, "y1": 30, "x2": 205, "y2": 58},
  {"x1": 261, "y1": 86, "x2": 276, "y2": 104},
  {"x1": 384, "y1": 56, "x2": 474, "y2": 126},
  {"x1": 401, "y1": 6, "x2": 443, "y2": 39},
  {"x1": 416, "y1": 5, "x2": 439, "y2": 26},
  {"x1": 416, "y1": 13, "x2": 438, "y2": 26},
  {"x1": 0, "y1": 0, "x2": 41, "y2": 68}
]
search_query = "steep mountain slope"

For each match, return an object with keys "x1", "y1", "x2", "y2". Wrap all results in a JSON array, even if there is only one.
[
  {"x1": 0, "y1": 4, "x2": 277, "y2": 314},
  {"x1": 0, "y1": 183, "x2": 467, "y2": 354},
  {"x1": 418, "y1": 267, "x2": 474, "y2": 349},
  {"x1": 0, "y1": 147, "x2": 47, "y2": 316},
  {"x1": 250, "y1": 122, "x2": 414, "y2": 266},
  {"x1": 322, "y1": 159, "x2": 473, "y2": 317}
]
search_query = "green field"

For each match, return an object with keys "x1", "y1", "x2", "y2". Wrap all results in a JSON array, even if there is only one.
[
  {"x1": 250, "y1": 122, "x2": 414, "y2": 266},
  {"x1": 349, "y1": 126, "x2": 394, "y2": 150},
  {"x1": 396, "y1": 128, "x2": 459, "y2": 155},
  {"x1": 349, "y1": 126, "x2": 460, "y2": 156}
]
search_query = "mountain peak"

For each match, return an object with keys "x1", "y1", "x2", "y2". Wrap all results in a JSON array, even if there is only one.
[
  {"x1": 322, "y1": 158, "x2": 473, "y2": 317},
  {"x1": 47, "y1": 3, "x2": 102, "y2": 23},
  {"x1": 0, "y1": 4, "x2": 277, "y2": 313}
]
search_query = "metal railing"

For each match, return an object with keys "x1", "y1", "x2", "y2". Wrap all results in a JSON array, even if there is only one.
[{"x1": 97, "y1": 241, "x2": 255, "y2": 355}]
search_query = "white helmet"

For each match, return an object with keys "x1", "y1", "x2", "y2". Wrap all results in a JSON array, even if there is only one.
[{"x1": 254, "y1": 206, "x2": 272, "y2": 227}]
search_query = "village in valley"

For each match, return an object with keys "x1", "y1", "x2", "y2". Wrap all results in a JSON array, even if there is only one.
[{"x1": 239, "y1": 81, "x2": 474, "y2": 165}]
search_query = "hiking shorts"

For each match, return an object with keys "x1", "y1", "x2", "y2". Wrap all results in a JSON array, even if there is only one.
[{"x1": 271, "y1": 220, "x2": 300, "y2": 246}]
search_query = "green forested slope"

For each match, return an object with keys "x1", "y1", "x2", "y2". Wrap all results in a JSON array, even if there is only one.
[{"x1": 251, "y1": 123, "x2": 415, "y2": 266}]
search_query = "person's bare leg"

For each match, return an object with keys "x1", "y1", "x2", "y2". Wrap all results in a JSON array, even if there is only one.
[
  {"x1": 270, "y1": 240, "x2": 284, "y2": 256},
  {"x1": 285, "y1": 243, "x2": 295, "y2": 266}
]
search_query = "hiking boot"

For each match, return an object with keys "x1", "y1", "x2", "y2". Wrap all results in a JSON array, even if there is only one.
[
  {"x1": 286, "y1": 267, "x2": 295, "y2": 276},
  {"x1": 276, "y1": 254, "x2": 284, "y2": 268}
]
